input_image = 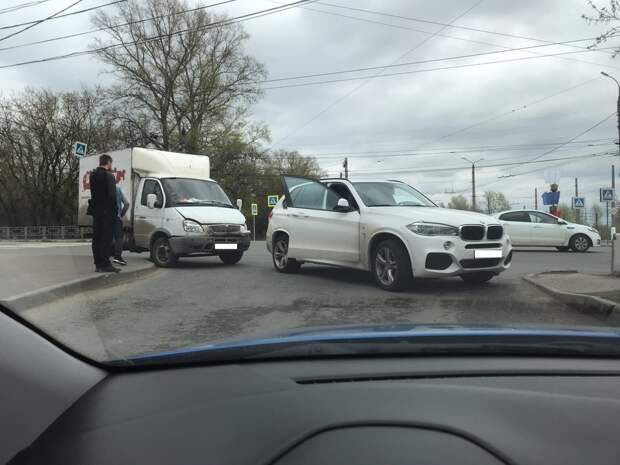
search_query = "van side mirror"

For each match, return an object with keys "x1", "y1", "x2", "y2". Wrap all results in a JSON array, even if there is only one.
[
  {"x1": 334, "y1": 198, "x2": 352, "y2": 212},
  {"x1": 236, "y1": 199, "x2": 243, "y2": 210},
  {"x1": 147, "y1": 193, "x2": 157, "y2": 209}
]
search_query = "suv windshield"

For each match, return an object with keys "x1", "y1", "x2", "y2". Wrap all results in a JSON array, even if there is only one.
[
  {"x1": 354, "y1": 182, "x2": 436, "y2": 207},
  {"x1": 162, "y1": 178, "x2": 233, "y2": 207}
]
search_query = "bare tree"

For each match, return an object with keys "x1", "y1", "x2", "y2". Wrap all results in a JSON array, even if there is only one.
[
  {"x1": 91, "y1": 0, "x2": 266, "y2": 153},
  {"x1": 583, "y1": 0, "x2": 620, "y2": 55},
  {"x1": 484, "y1": 191, "x2": 511, "y2": 214},
  {"x1": 0, "y1": 88, "x2": 122, "y2": 226}
]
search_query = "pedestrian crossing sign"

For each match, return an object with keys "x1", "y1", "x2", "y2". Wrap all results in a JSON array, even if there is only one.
[
  {"x1": 572, "y1": 197, "x2": 585, "y2": 209},
  {"x1": 73, "y1": 141, "x2": 87, "y2": 157},
  {"x1": 267, "y1": 195, "x2": 279, "y2": 207},
  {"x1": 251, "y1": 203, "x2": 258, "y2": 216},
  {"x1": 600, "y1": 188, "x2": 614, "y2": 202}
]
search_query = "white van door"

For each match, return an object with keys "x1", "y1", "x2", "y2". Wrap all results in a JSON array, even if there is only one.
[{"x1": 133, "y1": 178, "x2": 165, "y2": 248}]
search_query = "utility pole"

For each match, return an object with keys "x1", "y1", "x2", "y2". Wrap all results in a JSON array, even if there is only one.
[
  {"x1": 462, "y1": 157, "x2": 483, "y2": 211},
  {"x1": 534, "y1": 187, "x2": 538, "y2": 210},
  {"x1": 343, "y1": 157, "x2": 349, "y2": 180},
  {"x1": 575, "y1": 177, "x2": 580, "y2": 224},
  {"x1": 601, "y1": 71, "x2": 619, "y2": 273}
]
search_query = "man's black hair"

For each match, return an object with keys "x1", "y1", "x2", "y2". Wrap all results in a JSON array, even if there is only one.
[{"x1": 99, "y1": 154, "x2": 113, "y2": 166}]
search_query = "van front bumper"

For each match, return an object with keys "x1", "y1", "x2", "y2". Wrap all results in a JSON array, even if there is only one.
[{"x1": 169, "y1": 234, "x2": 251, "y2": 256}]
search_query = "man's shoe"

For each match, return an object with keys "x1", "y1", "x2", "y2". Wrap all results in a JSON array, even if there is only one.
[
  {"x1": 97, "y1": 265, "x2": 121, "y2": 273},
  {"x1": 112, "y1": 257, "x2": 127, "y2": 266}
]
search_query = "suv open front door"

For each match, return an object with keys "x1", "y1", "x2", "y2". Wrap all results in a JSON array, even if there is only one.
[{"x1": 281, "y1": 176, "x2": 360, "y2": 263}]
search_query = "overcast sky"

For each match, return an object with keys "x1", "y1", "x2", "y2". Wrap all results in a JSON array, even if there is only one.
[{"x1": 2, "y1": 0, "x2": 620, "y2": 220}]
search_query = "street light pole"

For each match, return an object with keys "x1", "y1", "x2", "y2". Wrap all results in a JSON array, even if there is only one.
[
  {"x1": 601, "y1": 71, "x2": 620, "y2": 273},
  {"x1": 462, "y1": 157, "x2": 484, "y2": 211}
]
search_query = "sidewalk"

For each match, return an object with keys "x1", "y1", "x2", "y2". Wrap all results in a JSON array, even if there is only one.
[
  {"x1": 524, "y1": 271, "x2": 620, "y2": 318},
  {"x1": 0, "y1": 243, "x2": 155, "y2": 311}
]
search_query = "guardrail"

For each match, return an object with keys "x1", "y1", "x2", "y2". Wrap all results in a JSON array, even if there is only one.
[{"x1": 0, "y1": 226, "x2": 86, "y2": 240}]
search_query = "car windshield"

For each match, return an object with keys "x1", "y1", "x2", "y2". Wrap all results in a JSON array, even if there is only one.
[
  {"x1": 162, "y1": 178, "x2": 233, "y2": 207},
  {"x1": 1, "y1": 0, "x2": 619, "y2": 367},
  {"x1": 354, "y1": 182, "x2": 436, "y2": 207}
]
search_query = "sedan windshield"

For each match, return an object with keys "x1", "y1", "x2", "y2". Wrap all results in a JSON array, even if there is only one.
[
  {"x1": 162, "y1": 178, "x2": 232, "y2": 207},
  {"x1": 353, "y1": 182, "x2": 436, "y2": 207}
]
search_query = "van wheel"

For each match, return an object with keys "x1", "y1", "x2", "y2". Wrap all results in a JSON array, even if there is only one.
[
  {"x1": 371, "y1": 239, "x2": 413, "y2": 291},
  {"x1": 570, "y1": 234, "x2": 590, "y2": 253},
  {"x1": 151, "y1": 237, "x2": 178, "y2": 267},
  {"x1": 272, "y1": 236, "x2": 301, "y2": 273},
  {"x1": 460, "y1": 272, "x2": 495, "y2": 284},
  {"x1": 219, "y1": 251, "x2": 243, "y2": 265}
]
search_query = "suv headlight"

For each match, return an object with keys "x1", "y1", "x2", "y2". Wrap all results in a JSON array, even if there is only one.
[
  {"x1": 183, "y1": 220, "x2": 204, "y2": 233},
  {"x1": 407, "y1": 222, "x2": 459, "y2": 236}
]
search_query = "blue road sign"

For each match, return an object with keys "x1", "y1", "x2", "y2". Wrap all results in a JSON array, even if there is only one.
[
  {"x1": 600, "y1": 188, "x2": 614, "y2": 202},
  {"x1": 572, "y1": 197, "x2": 585, "y2": 209},
  {"x1": 73, "y1": 141, "x2": 87, "y2": 157},
  {"x1": 542, "y1": 191, "x2": 560, "y2": 206},
  {"x1": 267, "y1": 195, "x2": 279, "y2": 207}
]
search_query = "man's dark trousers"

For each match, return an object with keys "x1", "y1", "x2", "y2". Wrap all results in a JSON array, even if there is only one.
[
  {"x1": 92, "y1": 213, "x2": 114, "y2": 268},
  {"x1": 112, "y1": 217, "x2": 124, "y2": 259}
]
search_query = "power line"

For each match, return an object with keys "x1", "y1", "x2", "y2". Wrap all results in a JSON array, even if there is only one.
[
  {"x1": 263, "y1": 37, "x2": 605, "y2": 84},
  {"x1": 345, "y1": 151, "x2": 614, "y2": 175},
  {"x1": 272, "y1": 0, "x2": 486, "y2": 145},
  {"x1": 0, "y1": 0, "x2": 314, "y2": 70},
  {"x1": 293, "y1": 3, "x2": 615, "y2": 70},
  {"x1": 0, "y1": 0, "x2": 243, "y2": 53},
  {"x1": 0, "y1": 0, "x2": 87, "y2": 43},
  {"x1": 0, "y1": 0, "x2": 126, "y2": 31},
  {"x1": 0, "y1": 0, "x2": 54, "y2": 15},
  {"x1": 262, "y1": 46, "x2": 619, "y2": 90},
  {"x1": 315, "y1": 1, "x2": 615, "y2": 57},
  {"x1": 309, "y1": 141, "x2": 617, "y2": 161}
]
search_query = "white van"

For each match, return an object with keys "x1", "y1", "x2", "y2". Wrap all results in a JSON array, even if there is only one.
[{"x1": 78, "y1": 148, "x2": 251, "y2": 267}]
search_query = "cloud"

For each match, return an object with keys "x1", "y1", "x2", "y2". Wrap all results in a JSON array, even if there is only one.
[{"x1": 1, "y1": 0, "x2": 618, "y2": 218}]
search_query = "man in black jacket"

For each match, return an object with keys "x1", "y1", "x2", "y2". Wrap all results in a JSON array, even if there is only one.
[{"x1": 89, "y1": 154, "x2": 120, "y2": 273}]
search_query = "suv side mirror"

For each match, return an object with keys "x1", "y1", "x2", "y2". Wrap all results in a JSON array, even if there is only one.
[
  {"x1": 146, "y1": 193, "x2": 157, "y2": 209},
  {"x1": 236, "y1": 199, "x2": 243, "y2": 210},
  {"x1": 334, "y1": 198, "x2": 352, "y2": 212}
]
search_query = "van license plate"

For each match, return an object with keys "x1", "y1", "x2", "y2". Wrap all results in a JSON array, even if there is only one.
[
  {"x1": 474, "y1": 249, "x2": 502, "y2": 259},
  {"x1": 215, "y1": 243, "x2": 237, "y2": 250}
]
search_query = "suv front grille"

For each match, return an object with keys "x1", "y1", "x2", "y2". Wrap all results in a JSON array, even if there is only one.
[
  {"x1": 487, "y1": 225, "x2": 503, "y2": 240},
  {"x1": 460, "y1": 225, "x2": 485, "y2": 241}
]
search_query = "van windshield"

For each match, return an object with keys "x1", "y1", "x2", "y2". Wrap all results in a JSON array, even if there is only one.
[{"x1": 161, "y1": 178, "x2": 233, "y2": 207}]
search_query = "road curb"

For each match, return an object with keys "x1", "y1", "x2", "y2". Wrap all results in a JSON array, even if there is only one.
[
  {"x1": 0, "y1": 262, "x2": 157, "y2": 312},
  {"x1": 523, "y1": 272, "x2": 620, "y2": 321}
]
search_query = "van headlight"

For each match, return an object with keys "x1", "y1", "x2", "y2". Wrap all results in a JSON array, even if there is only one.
[
  {"x1": 240, "y1": 223, "x2": 250, "y2": 233},
  {"x1": 407, "y1": 222, "x2": 459, "y2": 236},
  {"x1": 183, "y1": 220, "x2": 204, "y2": 233}
]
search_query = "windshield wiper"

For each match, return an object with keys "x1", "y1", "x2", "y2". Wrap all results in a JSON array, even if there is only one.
[{"x1": 175, "y1": 200, "x2": 234, "y2": 208}]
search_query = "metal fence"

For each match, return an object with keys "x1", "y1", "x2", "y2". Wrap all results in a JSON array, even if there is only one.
[{"x1": 0, "y1": 226, "x2": 87, "y2": 240}]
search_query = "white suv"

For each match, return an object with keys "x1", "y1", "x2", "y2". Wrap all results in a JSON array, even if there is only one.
[{"x1": 266, "y1": 176, "x2": 512, "y2": 291}]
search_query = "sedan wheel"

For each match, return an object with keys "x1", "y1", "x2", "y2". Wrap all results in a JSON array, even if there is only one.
[
  {"x1": 272, "y1": 236, "x2": 301, "y2": 273},
  {"x1": 570, "y1": 234, "x2": 590, "y2": 253}
]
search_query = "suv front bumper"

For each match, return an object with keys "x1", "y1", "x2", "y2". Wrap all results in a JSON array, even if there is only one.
[{"x1": 405, "y1": 234, "x2": 513, "y2": 278}]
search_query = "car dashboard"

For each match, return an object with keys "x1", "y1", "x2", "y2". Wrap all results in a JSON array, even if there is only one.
[{"x1": 10, "y1": 356, "x2": 620, "y2": 465}]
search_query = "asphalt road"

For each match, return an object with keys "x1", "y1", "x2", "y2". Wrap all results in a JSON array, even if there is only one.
[{"x1": 3, "y1": 241, "x2": 615, "y2": 361}]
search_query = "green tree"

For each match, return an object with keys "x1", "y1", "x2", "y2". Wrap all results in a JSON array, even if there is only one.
[
  {"x1": 448, "y1": 195, "x2": 470, "y2": 210},
  {"x1": 483, "y1": 191, "x2": 511, "y2": 214}
]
